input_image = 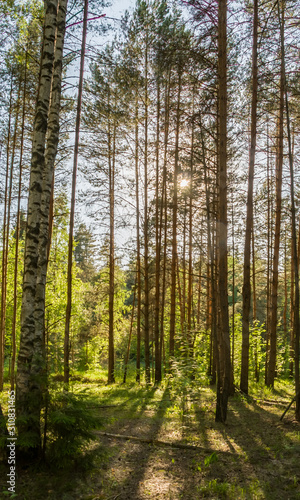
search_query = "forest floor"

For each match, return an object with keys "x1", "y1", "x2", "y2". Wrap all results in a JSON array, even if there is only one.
[{"x1": 0, "y1": 374, "x2": 300, "y2": 500}]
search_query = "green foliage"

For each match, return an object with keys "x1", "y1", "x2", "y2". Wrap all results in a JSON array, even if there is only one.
[
  {"x1": 45, "y1": 390, "x2": 100, "y2": 467},
  {"x1": 204, "y1": 451, "x2": 218, "y2": 467},
  {"x1": 3, "y1": 228, "x2": 24, "y2": 363},
  {"x1": 45, "y1": 193, "x2": 87, "y2": 375},
  {"x1": 231, "y1": 314, "x2": 266, "y2": 382},
  {"x1": 198, "y1": 479, "x2": 232, "y2": 498}
]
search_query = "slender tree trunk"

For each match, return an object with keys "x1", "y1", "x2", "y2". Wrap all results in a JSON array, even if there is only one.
[
  {"x1": 201, "y1": 115, "x2": 216, "y2": 382},
  {"x1": 197, "y1": 249, "x2": 202, "y2": 329},
  {"x1": 267, "y1": 19, "x2": 284, "y2": 387},
  {"x1": 160, "y1": 178, "x2": 168, "y2": 373},
  {"x1": 187, "y1": 103, "x2": 194, "y2": 352},
  {"x1": 46, "y1": 172, "x2": 55, "y2": 264},
  {"x1": 4, "y1": 84, "x2": 22, "y2": 382},
  {"x1": 159, "y1": 74, "x2": 170, "y2": 376},
  {"x1": 265, "y1": 118, "x2": 271, "y2": 384},
  {"x1": 169, "y1": 71, "x2": 182, "y2": 361},
  {"x1": 290, "y1": 242, "x2": 295, "y2": 376},
  {"x1": 177, "y1": 258, "x2": 184, "y2": 336},
  {"x1": 154, "y1": 81, "x2": 161, "y2": 383},
  {"x1": 11, "y1": 60, "x2": 28, "y2": 390},
  {"x1": 123, "y1": 283, "x2": 136, "y2": 384},
  {"x1": 144, "y1": 28, "x2": 150, "y2": 384},
  {"x1": 135, "y1": 97, "x2": 141, "y2": 383},
  {"x1": 216, "y1": 0, "x2": 231, "y2": 422},
  {"x1": 277, "y1": 0, "x2": 300, "y2": 419},
  {"x1": 283, "y1": 225, "x2": 288, "y2": 340},
  {"x1": 241, "y1": 0, "x2": 258, "y2": 395},
  {"x1": 0, "y1": 80, "x2": 13, "y2": 391},
  {"x1": 107, "y1": 102, "x2": 116, "y2": 384},
  {"x1": 231, "y1": 191, "x2": 235, "y2": 383},
  {"x1": 64, "y1": 0, "x2": 88, "y2": 386},
  {"x1": 252, "y1": 219, "x2": 259, "y2": 382},
  {"x1": 182, "y1": 198, "x2": 187, "y2": 332}
]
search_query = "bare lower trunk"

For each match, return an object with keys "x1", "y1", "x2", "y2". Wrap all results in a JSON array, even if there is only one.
[
  {"x1": 154, "y1": 81, "x2": 161, "y2": 383},
  {"x1": 135, "y1": 97, "x2": 141, "y2": 383},
  {"x1": 64, "y1": 0, "x2": 87, "y2": 386},
  {"x1": 169, "y1": 71, "x2": 182, "y2": 362},
  {"x1": 267, "y1": 24, "x2": 284, "y2": 387},
  {"x1": 144, "y1": 31, "x2": 150, "y2": 384},
  {"x1": 241, "y1": 0, "x2": 258, "y2": 395},
  {"x1": 0, "y1": 81, "x2": 13, "y2": 391},
  {"x1": 11, "y1": 61, "x2": 27, "y2": 390},
  {"x1": 216, "y1": 0, "x2": 231, "y2": 423}
]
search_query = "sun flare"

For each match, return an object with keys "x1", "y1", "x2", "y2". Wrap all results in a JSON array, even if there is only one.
[{"x1": 180, "y1": 178, "x2": 189, "y2": 189}]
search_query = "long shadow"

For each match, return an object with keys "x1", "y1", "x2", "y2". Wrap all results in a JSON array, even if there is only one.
[
  {"x1": 97, "y1": 384, "x2": 177, "y2": 499},
  {"x1": 191, "y1": 387, "x2": 217, "y2": 451},
  {"x1": 171, "y1": 390, "x2": 300, "y2": 500},
  {"x1": 218, "y1": 395, "x2": 300, "y2": 499}
]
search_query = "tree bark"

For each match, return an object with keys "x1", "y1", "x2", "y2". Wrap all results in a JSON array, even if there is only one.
[
  {"x1": 240, "y1": 0, "x2": 258, "y2": 395},
  {"x1": 216, "y1": 0, "x2": 231, "y2": 423},
  {"x1": 277, "y1": 0, "x2": 300, "y2": 420},
  {"x1": 169, "y1": 71, "x2": 182, "y2": 362},
  {"x1": 0, "y1": 80, "x2": 13, "y2": 391},
  {"x1": 187, "y1": 97, "x2": 194, "y2": 352},
  {"x1": 64, "y1": 0, "x2": 88, "y2": 386},
  {"x1": 107, "y1": 92, "x2": 116, "y2": 384},
  {"x1": 144, "y1": 26, "x2": 150, "y2": 383},
  {"x1": 154, "y1": 80, "x2": 161, "y2": 383},
  {"x1": 267, "y1": 17, "x2": 284, "y2": 387},
  {"x1": 135, "y1": 97, "x2": 141, "y2": 383},
  {"x1": 16, "y1": 0, "x2": 62, "y2": 457},
  {"x1": 11, "y1": 60, "x2": 28, "y2": 391}
]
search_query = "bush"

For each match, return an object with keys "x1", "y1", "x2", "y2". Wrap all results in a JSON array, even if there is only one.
[{"x1": 45, "y1": 390, "x2": 100, "y2": 467}]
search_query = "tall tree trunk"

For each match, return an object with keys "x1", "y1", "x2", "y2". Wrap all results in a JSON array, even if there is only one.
[
  {"x1": 267, "y1": 18, "x2": 284, "y2": 387},
  {"x1": 107, "y1": 98, "x2": 116, "y2": 384},
  {"x1": 154, "y1": 80, "x2": 161, "y2": 383},
  {"x1": 64, "y1": 0, "x2": 88, "y2": 386},
  {"x1": 135, "y1": 97, "x2": 141, "y2": 383},
  {"x1": 159, "y1": 74, "x2": 170, "y2": 376},
  {"x1": 182, "y1": 197, "x2": 187, "y2": 333},
  {"x1": 252, "y1": 220, "x2": 259, "y2": 382},
  {"x1": 11, "y1": 59, "x2": 28, "y2": 390},
  {"x1": 187, "y1": 99, "x2": 194, "y2": 352},
  {"x1": 123, "y1": 283, "x2": 136, "y2": 384},
  {"x1": 216, "y1": 0, "x2": 231, "y2": 422},
  {"x1": 196, "y1": 248, "x2": 202, "y2": 329},
  {"x1": 231, "y1": 191, "x2": 235, "y2": 384},
  {"x1": 265, "y1": 118, "x2": 271, "y2": 384},
  {"x1": 4, "y1": 82, "x2": 21, "y2": 383},
  {"x1": 240, "y1": 0, "x2": 258, "y2": 395},
  {"x1": 277, "y1": 0, "x2": 300, "y2": 419},
  {"x1": 290, "y1": 242, "x2": 295, "y2": 376},
  {"x1": 169, "y1": 71, "x2": 182, "y2": 362},
  {"x1": 144, "y1": 28, "x2": 150, "y2": 384},
  {"x1": 0, "y1": 80, "x2": 13, "y2": 391},
  {"x1": 16, "y1": 0, "x2": 62, "y2": 457},
  {"x1": 201, "y1": 115, "x2": 216, "y2": 382}
]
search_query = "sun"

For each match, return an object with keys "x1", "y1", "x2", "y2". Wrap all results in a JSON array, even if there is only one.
[{"x1": 180, "y1": 178, "x2": 189, "y2": 189}]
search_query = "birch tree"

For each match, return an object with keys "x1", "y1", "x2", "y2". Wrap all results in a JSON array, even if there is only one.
[{"x1": 16, "y1": 0, "x2": 68, "y2": 456}]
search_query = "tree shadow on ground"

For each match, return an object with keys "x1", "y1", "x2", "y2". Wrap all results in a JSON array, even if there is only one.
[{"x1": 208, "y1": 396, "x2": 300, "y2": 499}]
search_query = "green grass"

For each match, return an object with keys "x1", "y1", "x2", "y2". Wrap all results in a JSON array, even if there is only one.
[{"x1": 0, "y1": 368, "x2": 299, "y2": 499}]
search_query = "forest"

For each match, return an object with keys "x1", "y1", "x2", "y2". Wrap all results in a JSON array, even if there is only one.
[{"x1": 0, "y1": 0, "x2": 299, "y2": 498}]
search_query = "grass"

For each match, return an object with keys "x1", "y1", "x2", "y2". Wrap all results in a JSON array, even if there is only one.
[{"x1": 0, "y1": 368, "x2": 299, "y2": 499}]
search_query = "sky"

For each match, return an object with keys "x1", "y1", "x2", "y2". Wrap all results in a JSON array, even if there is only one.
[
  {"x1": 65, "y1": 0, "x2": 138, "y2": 265},
  {"x1": 108, "y1": 0, "x2": 135, "y2": 19}
]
